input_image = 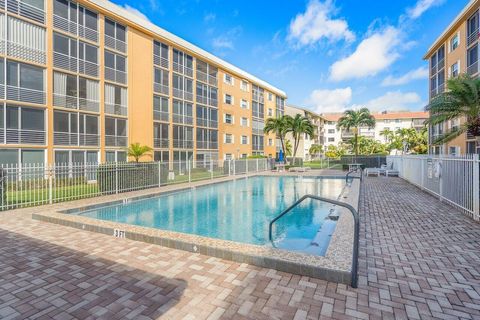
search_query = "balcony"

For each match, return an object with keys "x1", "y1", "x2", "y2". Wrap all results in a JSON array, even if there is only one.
[
  {"x1": 154, "y1": 111, "x2": 169, "y2": 122},
  {"x1": 173, "y1": 139, "x2": 193, "y2": 149},
  {"x1": 196, "y1": 70, "x2": 217, "y2": 86},
  {"x1": 53, "y1": 93, "x2": 99, "y2": 112},
  {"x1": 467, "y1": 61, "x2": 478, "y2": 76},
  {"x1": 7, "y1": 41, "x2": 46, "y2": 65},
  {"x1": 104, "y1": 35, "x2": 127, "y2": 54},
  {"x1": 172, "y1": 114, "x2": 193, "y2": 125},
  {"x1": 53, "y1": 52, "x2": 78, "y2": 73},
  {"x1": 105, "y1": 103, "x2": 127, "y2": 116},
  {"x1": 7, "y1": 0, "x2": 45, "y2": 24},
  {"x1": 173, "y1": 88, "x2": 193, "y2": 102},
  {"x1": 78, "y1": 59, "x2": 99, "y2": 78},
  {"x1": 468, "y1": 28, "x2": 479, "y2": 47},
  {"x1": 196, "y1": 118, "x2": 218, "y2": 128},
  {"x1": 105, "y1": 135, "x2": 127, "y2": 147},
  {"x1": 7, "y1": 86, "x2": 45, "y2": 105},
  {"x1": 53, "y1": 132, "x2": 99, "y2": 146},
  {"x1": 252, "y1": 144, "x2": 264, "y2": 151},
  {"x1": 196, "y1": 141, "x2": 218, "y2": 150},
  {"x1": 105, "y1": 67, "x2": 127, "y2": 85},
  {"x1": 154, "y1": 138, "x2": 169, "y2": 148},
  {"x1": 154, "y1": 83, "x2": 169, "y2": 95},
  {"x1": 154, "y1": 55, "x2": 169, "y2": 69},
  {"x1": 53, "y1": 14, "x2": 98, "y2": 43},
  {"x1": 173, "y1": 62, "x2": 193, "y2": 78},
  {"x1": 3, "y1": 128, "x2": 45, "y2": 145}
]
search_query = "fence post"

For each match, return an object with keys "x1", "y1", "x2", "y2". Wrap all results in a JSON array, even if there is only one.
[
  {"x1": 421, "y1": 157, "x2": 425, "y2": 189},
  {"x1": 158, "y1": 162, "x2": 161, "y2": 188},
  {"x1": 48, "y1": 165, "x2": 53, "y2": 204},
  {"x1": 473, "y1": 154, "x2": 479, "y2": 221},
  {"x1": 210, "y1": 160, "x2": 213, "y2": 180},
  {"x1": 256, "y1": 159, "x2": 259, "y2": 172},
  {"x1": 233, "y1": 159, "x2": 236, "y2": 176},
  {"x1": 188, "y1": 160, "x2": 191, "y2": 183},
  {"x1": 246, "y1": 159, "x2": 249, "y2": 174},
  {"x1": 439, "y1": 158, "x2": 443, "y2": 202},
  {"x1": 115, "y1": 162, "x2": 119, "y2": 194}
]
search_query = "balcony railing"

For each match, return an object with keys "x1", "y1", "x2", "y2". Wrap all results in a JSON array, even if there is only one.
[
  {"x1": 153, "y1": 111, "x2": 169, "y2": 122},
  {"x1": 104, "y1": 34, "x2": 127, "y2": 54},
  {"x1": 154, "y1": 55, "x2": 169, "y2": 69},
  {"x1": 4, "y1": 128, "x2": 45, "y2": 145},
  {"x1": 468, "y1": 61, "x2": 478, "y2": 76},
  {"x1": 173, "y1": 62, "x2": 193, "y2": 78},
  {"x1": 105, "y1": 67, "x2": 127, "y2": 85},
  {"x1": 172, "y1": 114, "x2": 193, "y2": 125},
  {"x1": 468, "y1": 28, "x2": 479, "y2": 46},
  {"x1": 53, "y1": 132, "x2": 99, "y2": 146},
  {"x1": 154, "y1": 138, "x2": 169, "y2": 148},
  {"x1": 196, "y1": 118, "x2": 218, "y2": 128},
  {"x1": 78, "y1": 59, "x2": 99, "y2": 78},
  {"x1": 196, "y1": 141, "x2": 218, "y2": 150},
  {"x1": 173, "y1": 139, "x2": 193, "y2": 149},
  {"x1": 7, "y1": 86, "x2": 45, "y2": 105},
  {"x1": 252, "y1": 144, "x2": 264, "y2": 151},
  {"x1": 153, "y1": 83, "x2": 169, "y2": 95},
  {"x1": 105, "y1": 135, "x2": 127, "y2": 147},
  {"x1": 53, "y1": 93, "x2": 99, "y2": 112},
  {"x1": 7, "y1": 41, "x2": 46, "y2": 65},
  {"x1": 7, "y1": 0, "x2": 45, "y2": 24},
  {"x1": 53, "y1": 14, "x2": 98, "y2": 43},
  {"x1": 173, "y1": 88, "x2": 193, "y2": 102},
  {"x1": 105, "y1": 103, "x2": 127, "y2": 116},
  {"x1": 0, "y1": 84, "x2": 5, "y2": 100},
  {"x1": 53, "y1": 51, "x2": 77, "y2": 73},
  {"x1": 196, "y1": 70, "x2": 217, "y2": 86}
]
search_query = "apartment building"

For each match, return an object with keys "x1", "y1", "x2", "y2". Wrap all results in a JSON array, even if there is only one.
[
  {"x1": 284, "y1": 105, "x2": 324, "y2": 160},
  {"x1": 322, "y1": 111, "x2": 429, "y2": 147},
  {"x1": 424, "y1": 0, "x2": 479, "y2": 155},
  {"x1": 0, "y1": 0, "x2": 286, "y2": 167}
]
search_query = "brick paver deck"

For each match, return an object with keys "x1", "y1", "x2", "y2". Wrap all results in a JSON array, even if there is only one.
[{"x1": 0, "y1": 177, "x2": 479, "y2": 319}]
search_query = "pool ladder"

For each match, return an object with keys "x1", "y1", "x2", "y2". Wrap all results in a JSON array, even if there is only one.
[
  {"x1": 268, "y1": 195, "x2": 360, "y2": 288},
  {"x1": 346, "y1": 167, "x2": 363, "y2": 184}
]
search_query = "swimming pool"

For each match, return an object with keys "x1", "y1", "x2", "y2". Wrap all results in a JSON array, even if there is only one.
[{"x1": 74, "y1": 176, "x2": 345, "y2": 256}]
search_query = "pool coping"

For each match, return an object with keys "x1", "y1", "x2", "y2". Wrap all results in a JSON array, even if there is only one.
[{"x1": 31, "y1": 172, "x2": 361, "y2": 285}]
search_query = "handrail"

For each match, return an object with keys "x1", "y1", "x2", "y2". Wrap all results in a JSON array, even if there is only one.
[
  {"x1": 346, "y1": 167, "x2": 363, "y2": 183},
  {"x1": 268, "y1": 194, "x2": 359, "y2": 288}
]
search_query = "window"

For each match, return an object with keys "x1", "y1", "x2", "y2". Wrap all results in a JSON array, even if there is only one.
[
  {"x1": 241, "y1": 99, "x2": 248, "y2": 109},
  {"x1": 6, "y1": 60, "x2": 45, "y2": 104},
  {"x1": 395, "y1": 119, "x2": 401, "y2": 123},
  {"x1": 0, "y1": 105, "x2": 45, "y2": 145},
  {"x1": 450, "y1": 33, "x2": 459, "y2": 52},
  {"x1": 105, "y1": 18, "x2": 126, "y2": 53},
  {"x1": 449, "y1": 146, "x2": 459, "y2": 156},
  {"x1": 224, "y1": 134, "x2": 233, "y2": 144},
  {"x1": 172, "y1": 100, "x2": 193, "y2": 125},
  {"x1": 451, "y1": 62, "x2": 459, "y2": 78},
  {"x1": 224, "y1": 94, "x2": 233, "y2": 105},
  {"x1": 154, "y1": 41, "x2": 169, "y2": 67},
  {"x1": 225, "y1": 153, "x2": 232, "y2": 160},
  {"x1": 268, "y1": 108, "x2": 273, "y2": 117},
  {"x1": 224, "y1": 114, "x2": 233, "y2": 124},
  {"x1": 241, "y1": 153, "x2": 247, "y2": 159},
  {"x1": 384, "y1": 119, "x2": 391, "y2": 123},
  {"x1": 7, "y1": 16, "x2": 46, "y2": 64},
  {"x1": 241, "y1": 80, "x2": 248, "y2": 91},
  {"x1": 224, "y1": 73, "x2": 234, "y2": 85},
  {"x1": 268, "y1": 93, "x2": 273, "y2": 101},
  {"x1": 153, "y1": 95, "x2": 169, "y2": 122},
  {"x1": 241, "y1": 117, "x2": 248, "y2": 127},
  {"x1": 105, "y1": 150, "x2": 126, "y2": 163},
  {"x1": 105, "y1": 117, "x2": 127, "y2": 147},
  {"x1": 328, "y1": 129, "x2": 335, "y2": 134},
  {"x1": 105, "y1": 84, "x2": 127, "y2": 116},
  {"x1": 154, "y1": 68, "x2": 169, "y2": 94},
  {"x1": 53, "y1": 111, "x2": 99, "y2": 146},
  {"x1": 154, "y1": 151, "x2": 169, "y2": 162},
  {"x1": 328, "y1": 137, "x2": 334, "y2": 142},
  {"x1": 154, "y1": 123, "x2": 169, "y2": 148},
  {"x1": 105, "y1": 50, "x2": 127, "y2": 84},
  {"x1": 241, "y1": 135, "x2": 248, "y2": 145},
  {"x1": 268, "y1": 138, "x2": 273, "y2": 146}
]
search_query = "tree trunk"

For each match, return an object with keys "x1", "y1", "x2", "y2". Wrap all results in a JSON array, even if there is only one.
[
  {"x1": 292, "y1": 133, "x2": 300, "y2": 166},
  {"x1": 279, "y1": 136, "x2": 286, "y2": 164},
  {"x1": 354, "y1": 133, "x2": 359, "y2": 162}
]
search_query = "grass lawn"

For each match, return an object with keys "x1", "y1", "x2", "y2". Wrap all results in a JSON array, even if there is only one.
[
  {"x1": 304, "y1": 160, "x2": 343, "y2": 169},
  {"x1": 6, "y1": 184, "x2": 99, "y2": 205}
]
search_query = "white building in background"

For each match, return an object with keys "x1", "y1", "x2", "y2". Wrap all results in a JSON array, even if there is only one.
[{"x1": 321, "y1": 111, "x2": 429, "y2": 146}]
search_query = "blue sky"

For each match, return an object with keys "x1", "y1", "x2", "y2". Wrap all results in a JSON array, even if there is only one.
[{"x1": 112, "y1": 0, "x2": 469, "y2": 114}]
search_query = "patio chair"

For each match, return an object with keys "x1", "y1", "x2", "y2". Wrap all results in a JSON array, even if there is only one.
[
  {"x1": 384, "y1": 162, "x2": 399, "y2": 177},
  {"x1": 365, "y1": 168, "x2": 380, "y2": 177}
]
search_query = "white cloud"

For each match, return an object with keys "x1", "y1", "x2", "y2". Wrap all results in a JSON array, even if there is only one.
[
  {"x1": 364, "y1": 91, "x2": 423, "y2": 112},
  {"x1": 288, "y1": 0, "x2": 355, "y2": 48},
  {"x1": 306, "y1": 87, "x2": 352, "y2": 113},
  {"x1": 406, "y1": 0, "x2": 445, "y2": 20},
  {"x1": 204, "y1": 13, "x2": 216, "y2": 23},
  {"x1": 329, "y1": 26, "x2": 401, "y2": 81},
  {"x1": 382, "y1": 66, "x2": 429, "y2": 86},
  {"x1": 212, "y1": 27, "x2": 242, "y2": 51},
  {"x1": 121, "y1": 4, "x2": 150, "y2": 22}
]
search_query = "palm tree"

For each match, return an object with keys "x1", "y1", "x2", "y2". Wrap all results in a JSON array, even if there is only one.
[
  {"x1": 264, "y1": 116, "x2": 291, "y2": 162},
  {"x1": 309, "y1": 144, "x2": 323, "y2": 159},
  {"x1": 379, "y1": 128, "x2": 394, "y2": 143},
  {"x1": 285, "y1": 140, "x2": 293, "y2": 156},
  {"x1": 126, "y1": 143, "x2": 153, "y2": 163},
  {"x1": 287, "y1": 114, "x2": 315, "y2": 165},
  {"x1": 426, "y1": 75, "x2": 480, "y2": 145},
  {"x1": 337, "y1": 108, "x2": 376, "y2": 159}
]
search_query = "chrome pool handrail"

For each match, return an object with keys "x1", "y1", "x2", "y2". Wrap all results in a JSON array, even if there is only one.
[
  {"x1": 268, "y1": 194, "x2": 360, "y2": 288},
  {"x1": 346, "y1": 167, "x2": 363, "y2": 183}
]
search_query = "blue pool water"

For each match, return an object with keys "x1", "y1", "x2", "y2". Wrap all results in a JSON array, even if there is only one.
[{"x1": 76, "y1": 176, "x2": 345, "y2": 256}]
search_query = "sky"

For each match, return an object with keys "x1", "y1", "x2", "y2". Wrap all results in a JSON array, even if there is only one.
[{"x1": 112, "y1": 0, "x2": 470, "y2": 114}]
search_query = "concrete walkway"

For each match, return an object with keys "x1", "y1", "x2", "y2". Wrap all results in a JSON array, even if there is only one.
[{"x1": 0, "y1": 177, "x2": 479, "y2": 319}]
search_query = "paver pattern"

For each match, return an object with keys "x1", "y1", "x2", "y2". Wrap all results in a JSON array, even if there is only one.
[{"x1": 0, "y1": 177, "x2": 479, "y2": 319}]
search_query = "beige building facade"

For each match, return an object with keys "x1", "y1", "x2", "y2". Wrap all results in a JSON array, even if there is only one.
[{"x1": 0, "y1": 0, "x2": 286, "y2": 167}]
